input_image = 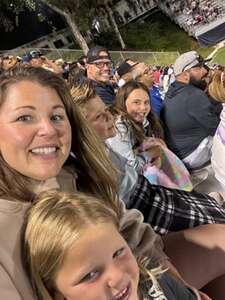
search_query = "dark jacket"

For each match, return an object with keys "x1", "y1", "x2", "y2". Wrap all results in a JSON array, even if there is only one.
[
  {"x1": 161, "y1": 81, "x2": 222, "y2": 159},
  {"x1": 92, "y1": 80, "x2": 117, "y2": 106}
]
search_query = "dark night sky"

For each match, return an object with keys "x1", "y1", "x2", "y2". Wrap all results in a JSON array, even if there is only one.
[{"x1": 0, "y1": 8, "x2": 66, "y2": 50}]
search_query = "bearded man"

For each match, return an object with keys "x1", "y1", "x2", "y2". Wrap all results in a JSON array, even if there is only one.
[{"x1": 161, "y1": 51, "x2": 222, "y2": 169}]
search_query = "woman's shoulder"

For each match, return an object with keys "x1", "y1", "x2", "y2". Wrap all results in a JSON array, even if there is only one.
[
  {"x1": 0, "y1": 200, "x2": 35, "y2": 300},
  {"x1": 0, "y1": 198, "x2": 30, "y2": 216}
]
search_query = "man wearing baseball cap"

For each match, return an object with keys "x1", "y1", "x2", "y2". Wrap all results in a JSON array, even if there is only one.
[
  {"x1": 86, "y1": 46, "x2": 117, "y2": 106},
  {"x1": 161, "y1": 51, "x2": 221, "y2": 169}
]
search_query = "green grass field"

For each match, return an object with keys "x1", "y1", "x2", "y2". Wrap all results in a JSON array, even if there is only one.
[{"x1": 211, "y1": 47, "x2": 225, "y2": 65}]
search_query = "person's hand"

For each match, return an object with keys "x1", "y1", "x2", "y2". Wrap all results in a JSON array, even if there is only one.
[
  {"x1": 188, "y1": 286, "x2": 212, "y2": 300},
  {"x1": 147, "y1": 145, "x2": 162, "y2": 168},
  {"x1": 140, "y1": 137, "x2": 166, "y2": 151}
]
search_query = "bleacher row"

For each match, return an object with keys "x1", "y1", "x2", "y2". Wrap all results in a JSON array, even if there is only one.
[{"x1": 157, "y1": 0, "x2": 225, "y2": 37}]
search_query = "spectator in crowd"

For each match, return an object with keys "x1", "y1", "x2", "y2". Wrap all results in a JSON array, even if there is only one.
[
  {"x1": 161, "y1": 51, "x2": 221, "y2": 169},
  {"x1": 68, "y1": 62, "x2": 87, "y2": 87},
  {"x1": 86, "y1": 45, "x2": 117, "y2": 106},
  {"x1": 153, "y1": 66, "x2": 161, "y2": 85},
  {"x1": 29, "y1": 50, "x2": 44, "y2": 68},
  {"x1": 107, "y1": 81, "x2": 164, "y2": 173},
  {"x1": 116, "y1": 60, "x2": 163, "y2": 117},
  {"x1": 137, "y1": 68, "x2": 163, "y2": 118},
  {"x1": 209, "y1": 70, "x2": 225, "y2": 190},
  {"x1": 24, "y1": 189, "x2": 198, "y2": 300},
  {"x1": 77, "y1": 55, "x2": 87, "y2": 70},
  {"x1": 28, "y1": 50, "x2": 63, "y2": 74},
  {"x1": 0, "y1": 55, "x2": 17, "y2": 71},
  {"x1": 116, "y1": 59, "x2": 138, "y2": 87}
]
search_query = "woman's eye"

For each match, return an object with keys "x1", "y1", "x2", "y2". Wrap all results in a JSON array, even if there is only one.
[
  {"x1": 80, "y1": 270, "x2": 99, "y2": 283},
  {"x1": 16, "y1": 115, "x2": 32, "y2": 122},
  {"x1": 51, "y1": 114, "x2": 64, "y2": 122},
  {"x1": 113, "y1": 247, "x2": 125, "y2": 259}
]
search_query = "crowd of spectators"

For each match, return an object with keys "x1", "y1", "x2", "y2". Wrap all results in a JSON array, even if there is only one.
[
  {"x1": 1, "y1": 45, "x2": 225, "y2": 300},
  {"x1": 2, "y1": 47, "x2": 223, "y2": 200},
  {"x1": 158, "y1": 0, "x2": 224, "y2": 36}
]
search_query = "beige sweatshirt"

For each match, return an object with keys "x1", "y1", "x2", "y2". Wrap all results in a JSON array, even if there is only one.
[{"x1": 0, "y1": 168, "x2": 167, "y2": 300}]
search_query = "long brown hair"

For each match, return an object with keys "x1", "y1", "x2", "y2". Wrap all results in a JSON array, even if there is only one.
[
  {"x1": 0, "y1": 66, "x2": 118, "y2": 212},
  {"x1": 114, "y1": 81, "x2": 164, "y2": 147}
]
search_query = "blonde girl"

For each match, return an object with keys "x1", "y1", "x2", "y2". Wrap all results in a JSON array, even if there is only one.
[{"x1": 23, "y1": 190, "x2": 197, "y2": 300}]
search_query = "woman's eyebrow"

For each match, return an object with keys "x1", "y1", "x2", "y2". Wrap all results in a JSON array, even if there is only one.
[
  {"x1": 14, "y1": 104, "x2": 65, "y2": 111},
  {"x1": 15, "y1": 105, "x2": 35, "y2": 111}
]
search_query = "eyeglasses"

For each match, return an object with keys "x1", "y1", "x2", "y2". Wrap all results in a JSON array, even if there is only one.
[{"x1": 91, "y1": 61, "x2": 112, "y2": 69}]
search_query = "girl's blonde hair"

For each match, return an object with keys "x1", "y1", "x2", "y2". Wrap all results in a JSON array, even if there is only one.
[
  {"x1": 0, "y1": 66, "x2": 118, "y2": 212},
  {"x1": 114, "y1": 81, "x2": 164, "y2": 147},
  {"x1": 70, "y1": 79, "x2": 97, "y2": 108},
  {"x1": 23, "y1": 190, "x2": 164, "y2": 300},
  {"x1": 23, "y1": 190, "x2": 119, "y2": 300},
  {"x1": 208, "y1": 70, "x2": 225, "y2": 103}
]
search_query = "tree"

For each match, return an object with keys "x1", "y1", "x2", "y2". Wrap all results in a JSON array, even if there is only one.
[
  {"x1": 41, "y1": 0, "x2": 126, "y2": 52},
  {"x1": 0, "y1": 0, "x2": 34, "y2": 32},
  {"x1": 0, "y1": 0, "x2": 90, "y2": 54},
  {"x1": 102, "y1": 2, "x2": 126, "y2": 49},
  {"x1": 0, "y1": 0, "x2": 126, "y2": 53},
  {"x1": 39, "y1": 0, "x2": 90, "y2": 54}
]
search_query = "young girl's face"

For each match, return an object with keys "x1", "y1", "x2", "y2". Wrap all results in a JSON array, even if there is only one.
[
  {"x1": 82, "y1": 95, "x2": 116, "y2": 141},
  {"x1": 125, "y1": 88, "x2": 151, "y2": 124},
  {"x1": 55, "y1": 222, "x2": 139, "y2": 300}
]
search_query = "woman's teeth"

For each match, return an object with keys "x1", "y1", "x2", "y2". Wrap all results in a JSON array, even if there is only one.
[{"x1": 31, "y1": 147, "x2": 57, "y2": 155}]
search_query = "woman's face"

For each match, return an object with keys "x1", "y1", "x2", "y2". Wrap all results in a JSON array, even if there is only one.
[
  {"x1": 0, "y1": 80, "x2": 71, "y2": 180},
  {"x1": 82, "y1": 96, "x2": 116, "y2": 141},
  {"x1": 125, "y1": 88, "x2": 150, "y2": 123},
  {"x1": 55, "y1": 222, "x2": 139, "y2": 300}
]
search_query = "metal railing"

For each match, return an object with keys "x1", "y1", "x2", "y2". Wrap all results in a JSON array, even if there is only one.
[{"x1": 0, "y1": 48, "x2": 180, "y2": 66}]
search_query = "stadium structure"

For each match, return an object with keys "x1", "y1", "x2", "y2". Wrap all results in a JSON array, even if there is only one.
[{"x1": 4, "y1": 0, "x2": 225, "y2": 54}]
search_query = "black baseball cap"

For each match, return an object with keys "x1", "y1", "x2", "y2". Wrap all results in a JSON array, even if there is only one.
[{"x1": 87, "y1": 46, "x2": 111, "y2": 64}]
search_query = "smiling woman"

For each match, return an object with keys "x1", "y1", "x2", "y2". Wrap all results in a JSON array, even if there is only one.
[{"x1": 0, "y1": 80, "x2": 71, "y2": 181}]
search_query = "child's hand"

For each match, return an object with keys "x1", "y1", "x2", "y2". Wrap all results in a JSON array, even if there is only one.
[
  {"x1": 140, "y1": 137, "x2": 166, "y2": 152},
  {"x1": 147, "y1": 145, "x2": 162, "y2": 168}
]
